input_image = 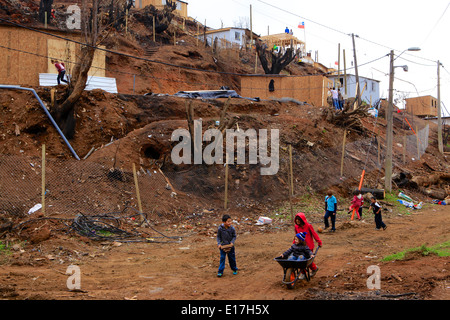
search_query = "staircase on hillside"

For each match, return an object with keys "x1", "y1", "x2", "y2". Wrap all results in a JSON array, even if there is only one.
[{"x1": 144, "y1": 47, "x2": 159, "y2": 57}]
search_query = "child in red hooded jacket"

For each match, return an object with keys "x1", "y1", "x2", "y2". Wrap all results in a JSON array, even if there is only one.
[{"x1": 294, "y1": 212, "x2": 322, "y2": 277}]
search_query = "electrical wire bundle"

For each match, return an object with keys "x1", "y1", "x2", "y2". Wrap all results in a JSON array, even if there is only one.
[{"x1": 13, "y1": 206, "x2": 182, "y2": 244}]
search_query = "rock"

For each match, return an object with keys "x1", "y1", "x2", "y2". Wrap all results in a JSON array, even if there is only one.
[{"x1": 30, "y1": 227, "x2": 51, "y2": 244}]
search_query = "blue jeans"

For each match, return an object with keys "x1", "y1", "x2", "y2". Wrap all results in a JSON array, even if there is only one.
[
  {"x1": 332, "y1": 98, "x2": 339, "y2": 110},
  {"x1": 218, "y1": 247, "x2": 237, "y2": 273},
  {"x1": 324, "y1": 210, "x2": 336, "y2": 230}
]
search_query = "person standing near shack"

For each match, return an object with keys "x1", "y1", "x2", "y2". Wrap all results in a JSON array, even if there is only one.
[
  {"x1": 338, "y1": 89, "x2": 344, "y2": 110},
  {"x1": 329, "y1": 87, "x2": 339, "y2": 110}
]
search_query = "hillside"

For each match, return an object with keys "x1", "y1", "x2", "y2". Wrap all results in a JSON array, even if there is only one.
[{"x1": 0, "y1": 1, "x2": 449, "y2": 302}]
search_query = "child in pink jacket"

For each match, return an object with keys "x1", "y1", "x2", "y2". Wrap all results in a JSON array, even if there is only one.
[{"x1": 349, "y1": 191, "x2": 363, "y2": 220}]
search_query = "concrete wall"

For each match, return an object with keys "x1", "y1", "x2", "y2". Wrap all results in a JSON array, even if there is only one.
[{"x1": 241, "y1": 74, "x2": 333, "y2": 106}]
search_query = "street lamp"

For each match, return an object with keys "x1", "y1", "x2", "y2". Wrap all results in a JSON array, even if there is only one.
[{"x1": 385, "y1": 47, "x2": 421, "y2": 193}]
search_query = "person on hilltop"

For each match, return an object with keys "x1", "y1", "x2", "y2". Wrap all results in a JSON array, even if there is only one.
[{"x1": 52, "y1": 59, "x2": 68, "y2": 85}]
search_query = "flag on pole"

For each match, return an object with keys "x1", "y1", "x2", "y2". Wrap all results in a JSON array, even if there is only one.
[{"x1": 298, "y1": 21, "x2": 305, "y2": 29}]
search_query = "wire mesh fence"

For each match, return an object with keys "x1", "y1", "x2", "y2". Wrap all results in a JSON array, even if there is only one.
[
  {"x1": 0, "y1": 148, "x2": 176, "y2": 225},
  {"x1": 0, "y1": 123, "x2": 430, "y2": 228}
]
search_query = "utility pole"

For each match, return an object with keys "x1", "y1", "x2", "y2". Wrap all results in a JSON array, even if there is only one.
[
  {"x1": 343, "y1": 49, "x2": 347, "y2": 95},
  {"x1": 437, "y1": 60, "x2": 443, "y2": 154},
  {"x1": 385, "y1": 50, "x2": 395, "y2": 193},
  {"x1": 352, "y1": 33, "x2": 361, "y2": 105},
  {"x1": 337, "y1": 43, "x2": 340, "y2": 89},
  {"x1": 250, "y1": 4, "x2": 253, "y2": 52}
]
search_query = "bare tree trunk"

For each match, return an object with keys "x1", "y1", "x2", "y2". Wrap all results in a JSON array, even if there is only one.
[
  {"x1": 256, "y1": 40, "x2": 297, "y2": 74},
  {"x1": 53, "y1": 0, "x2": 100, "y2": 139},
  {"x1": 38, "y1": 0, "x2": 53, "y2": 24}
]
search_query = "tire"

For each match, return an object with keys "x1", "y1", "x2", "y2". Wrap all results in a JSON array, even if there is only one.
[{"x1": 284, "y1": 268, "x2": 296, "y2": 289}]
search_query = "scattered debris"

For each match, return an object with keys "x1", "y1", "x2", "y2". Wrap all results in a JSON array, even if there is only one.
[{"x1": 255, "y1": 216, "x2": 272, "y2": 225}]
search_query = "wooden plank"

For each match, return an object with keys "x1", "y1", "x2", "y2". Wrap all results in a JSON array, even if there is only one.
[
  {"x1": 42, "y1": 144, "x2": 46, "y2": 216},
  {"x1": 132, "y1": 163, "x2": 143, "y2": 214}
]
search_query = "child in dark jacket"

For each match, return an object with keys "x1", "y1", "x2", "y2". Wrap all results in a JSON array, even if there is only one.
[
  {"x1": 370, "y1": 197, "x2": 387, "y2": 230},
  {"x1": 280, "y1": 232, "x2": 313, "y2": 261},
  {"x1": 216, "y1": 214, "x2": 238, "y2": 277}
]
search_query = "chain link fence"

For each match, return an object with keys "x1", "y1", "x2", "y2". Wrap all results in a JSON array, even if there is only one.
[
  {"x1": 0, "y1": 123, "x2": 430, "y2": 227},
  {"x1": 0, "y1": 150, "x2": 175, "y2": 224}
]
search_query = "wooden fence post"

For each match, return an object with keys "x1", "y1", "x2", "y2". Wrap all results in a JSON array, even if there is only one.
[
  {"x1": 41, "y1": 144, "x2": 46, "y2": 216},
  {"x1": 288, "y1": 145, "x2": 294, "y2": 222},
  {"x1": 340, "y1": 130, "x2": 347, "y2": 176},
  {"x1": 416, "y1": 126, "x2": 420, "y2": 159},
  {"x1": 133, "y1": 163, "x2": 143, "y2": 215},
  {"x1": 403, "y1": 135, "x2": 406, "y2": 164},
  {"x1": 224, "y1": 154, "x2": 229, "y2": 209}
]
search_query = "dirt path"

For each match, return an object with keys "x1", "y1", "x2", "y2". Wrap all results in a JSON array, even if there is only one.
[{"x1": 0, "y1": 205, "x2": 448, "y2": 301}]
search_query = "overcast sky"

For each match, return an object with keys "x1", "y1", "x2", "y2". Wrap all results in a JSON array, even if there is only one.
[{"x1": 187, "y1": 0, "x2": 450, "y2": 116}]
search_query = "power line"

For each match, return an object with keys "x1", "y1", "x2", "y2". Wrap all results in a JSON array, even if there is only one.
[
  {"x1": 420, "y1": 1, "x2": 450, "y2": 46},
  {"x1": 0, "y1": 15, "x2": 390, "y2": 83},
  {"x1": 0, "y1": 17, "x2": 245, "y2": 77},
  {"x1": 256, "y1": 0, "x2": 348, "y2": 36},
  {"x1": 255, "y1": 0, "x2": 440, "y2": 64}
]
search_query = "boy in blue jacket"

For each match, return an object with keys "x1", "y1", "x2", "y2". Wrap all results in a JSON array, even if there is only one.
[{"x1": 217, "y1": 214, "x2": 238, "y2": 277}]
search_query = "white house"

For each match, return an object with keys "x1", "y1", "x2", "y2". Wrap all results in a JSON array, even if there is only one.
[
  {"x1": 328, "y1": 74, "x2": 380, "y2": 106},
  {"x1": 197, "y1": 27, "x2": 259, "y2": 49}
]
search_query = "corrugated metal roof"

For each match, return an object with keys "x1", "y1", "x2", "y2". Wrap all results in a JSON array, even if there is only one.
[{"x1": 39, "y1": 73, "x2": 118, "y2": 94}]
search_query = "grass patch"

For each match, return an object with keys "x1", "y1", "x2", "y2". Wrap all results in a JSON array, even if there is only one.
[
  {"x1": 0, "y1": 241, "x2": 13, "y2": 265},
  {"x1": 0, "y1": 242, "x2": 10, "y2": 254},
  {"x1": 271, "y1": 193, "x2": 323, "y2": 221},
  {"x1": 382, "y1": 241, "x2": 450, "y2": 261}
]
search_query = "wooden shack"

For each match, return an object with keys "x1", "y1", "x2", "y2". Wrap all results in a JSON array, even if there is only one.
[
  {"x1": 0, "y1": 23, "x2": 106, "y2": 87},
  {"x1": 405, "y1": 95, "x2": 438, "y2": 118},
  {"x1": 260, "y1": 33, "x2": 306, "y2": 55},
  {"x1": 135, "y1": 0, "x2": 188, "y2": 18},
  {"x1": 240, "y1": 74, "x2": 333, "y2": 106}
]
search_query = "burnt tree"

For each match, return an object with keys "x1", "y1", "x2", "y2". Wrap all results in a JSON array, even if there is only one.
[
  {"x1": 133, "y1": 0, "x2": 177, "y2": 34},
  {"x1": 38, "y1": 0, "x2": 53, "y2": 24},
  {"x1": 255, "y1": 40, "x2": 298, "y2": 74},
  {"x1": 52, "y1": 0, "x2": 110, "y2": 139}
]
